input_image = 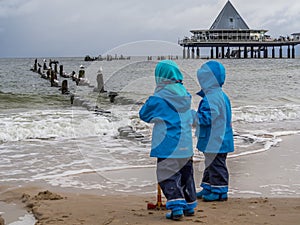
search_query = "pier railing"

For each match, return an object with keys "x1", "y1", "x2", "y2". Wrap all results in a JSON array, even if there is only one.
[{"x1": 178, "y1": 38, "x2": 300, "y2": 46}]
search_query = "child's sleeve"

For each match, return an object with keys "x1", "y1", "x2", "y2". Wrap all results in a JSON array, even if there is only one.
[
  {"x1": 197, "y1": 98, "x2": 219, "y2": 126},
  {"x1": 139, "y1": 97, "x2": 157, "y2": 123}
]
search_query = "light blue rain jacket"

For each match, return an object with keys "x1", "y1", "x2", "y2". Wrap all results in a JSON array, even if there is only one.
[
  {"x1": 139, "y1": 60, "x2": 194, "y2": 158},
  {"x1": 196, "y1": 61, "x2": 234, "y2": 153}
]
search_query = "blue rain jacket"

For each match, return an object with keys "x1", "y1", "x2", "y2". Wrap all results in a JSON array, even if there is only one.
[
  {"x1": 139, "y1": 60, "x2": 194, "y2": 158},
  {"x1": 196, "y1": 61, "x2": 234, "y2": 153}
]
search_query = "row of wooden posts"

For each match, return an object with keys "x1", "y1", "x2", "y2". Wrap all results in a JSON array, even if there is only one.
[{"x1": 30, "y1": 59, "x2": 118, "y2": 103}]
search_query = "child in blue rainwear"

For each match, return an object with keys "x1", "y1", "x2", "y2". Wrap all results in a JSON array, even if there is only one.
[
  {"x1": 195, "y1": 61, "x2": 234, "y2": 202},
  {"x1": 139, "y1": 60, "x2": 197, "y2": 220}
]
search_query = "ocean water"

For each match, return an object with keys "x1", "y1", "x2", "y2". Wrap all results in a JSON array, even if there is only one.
[{"x1": 0, "y1": 57, "x2": 300, "y2": 196}]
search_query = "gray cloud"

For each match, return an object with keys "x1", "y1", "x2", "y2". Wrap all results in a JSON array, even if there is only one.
[{"x1": 0, "y1": 0, "x2": 299, "y2": 57}]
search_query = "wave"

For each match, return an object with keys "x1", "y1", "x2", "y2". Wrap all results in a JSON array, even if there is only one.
[
  {"x1": 193, "y1": 130, "x2": 300, "y2": 161},
  {"x1": 0, "y1": 109, "x2": 130, "y2": 143},
  {"x1": 0, "y1": 92, "x2": 70, "y2": 111},
  {"x1": 233, "y1": 104, "x2": 300, "y2": 123}
]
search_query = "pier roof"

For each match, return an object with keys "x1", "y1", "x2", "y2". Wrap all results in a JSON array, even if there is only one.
[{"x1": 210, "y1": 0, "x2": 249, "y2": 30}]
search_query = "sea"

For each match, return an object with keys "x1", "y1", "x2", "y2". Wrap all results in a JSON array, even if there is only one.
[{"x1": 0, "y1": 56, "x2": 300, "y2": 199}]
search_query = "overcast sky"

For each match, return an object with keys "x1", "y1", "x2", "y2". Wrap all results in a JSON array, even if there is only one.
[{"x1": 0, "y1": 0, "x2": 299, "y2": 57}]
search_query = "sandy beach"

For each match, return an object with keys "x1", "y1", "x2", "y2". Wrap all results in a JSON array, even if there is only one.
[
  {"x1": 1, "y1": 134, "x2": 300, "y2": 225},
  {"x1": 0, "y1": 187, "x2": 299, "y2": 225}
]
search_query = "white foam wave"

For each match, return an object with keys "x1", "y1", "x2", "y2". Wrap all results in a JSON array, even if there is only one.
[
  {"x1": 234, "y1": 190, "x2": 262, "y2": 195},
  {"x1": 0, "y1": 109, "x2": 130, "y2": 142},
  {"x1": 230, "y1": 130, "x2": 300, "y2": 158},
  {"x1": 194, "y1": 130, "x2": 300, "y2": 160},
  {"x1": 233, "y1": 104, "x2": 300, "y2": 123},
  {"x1": 31, "y1": 168, "x2": 95, "y2": 180}
]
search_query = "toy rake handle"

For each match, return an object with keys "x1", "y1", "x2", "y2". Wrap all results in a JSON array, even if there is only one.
[{"x1": 157, "y1": 184, "x2": 162, "y2": 207}]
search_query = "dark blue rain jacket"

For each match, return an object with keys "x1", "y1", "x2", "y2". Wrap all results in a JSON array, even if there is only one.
[{"x1": 196, "y1": 61, "x2": 234, "y2": 153}]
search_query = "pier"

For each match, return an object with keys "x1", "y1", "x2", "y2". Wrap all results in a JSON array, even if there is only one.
[{"x1": 178, "y1": 1, "x2": 300, "y2": 59}]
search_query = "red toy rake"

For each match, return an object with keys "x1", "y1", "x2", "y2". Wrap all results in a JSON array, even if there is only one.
[{"x1": 147, "y1": 184, "x2": 166, "y2": 210}]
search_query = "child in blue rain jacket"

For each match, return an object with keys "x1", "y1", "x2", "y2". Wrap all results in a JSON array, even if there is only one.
[
  {"x1": 195, "y1": 61, "x2": 234, "y2": 202},
  {"x1": 139, "y1": 60, "x2": 197, "y2": 220}
]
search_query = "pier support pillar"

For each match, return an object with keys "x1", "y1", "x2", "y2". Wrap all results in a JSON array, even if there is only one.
[
  {"x1": 221, "y1": 46, "x2": 225, "y2": 58},
  {"x1": 210, "y1": 47, "x2": 214, "y2": 59},
  {"x1": 250, "y1": 47, "x2": 254, "y2": 58},
  {"x1": 196, "y1": 47, "x2": 200, "y2": 59},
  {"x1": 192, "y1": 48, "x2": 195, "y2": 59},
  {"x1": 264, "y1": 47, "x2": 268, "y2": 58},
  {"x1": 257, "y1": 48, "x2": 261, "y2": 58},
  {"x1": 272, "y1": 47, "x2": 275, "y2": 58},
  {"x1": 287, "y1": 45, "x2": 291, "y2": 58},
  {"x1": 292, "y1": 45, "x2": 295, "y2": 58},
  {"x1": 183, "y1": 47, "x2": 186, "y2": 59},
  {"x1": 279, "y1": 46, "x2": 283, "y2": 58},
  {"x1": 216, "y1": 47, "x2": 219, "y2": 59},
  {"x1": 226, "y1": 47, "x2": 230, "y2": 58},
  {"x1": 187, "y1": 47, "x2": 190, "y2": 59},
  {"x1": 244, "y1": 46, "x2": 247, "y2": 58}
]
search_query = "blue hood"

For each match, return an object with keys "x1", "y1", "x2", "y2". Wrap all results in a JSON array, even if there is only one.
[
  {"x1": 155, "y1": 60, "x2": 187, "y2": 96},
  {"x1": 155, "y1": 89, "x2": 191, "y2": 113},
  {"x1": 197, "y1": 61, "x2": 225, "y2": 93}
]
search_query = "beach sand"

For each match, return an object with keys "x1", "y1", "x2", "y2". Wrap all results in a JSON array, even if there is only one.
[
  {"x1": 0, "y1": 135, "x2": 300, "y2": 225},
  {"x1": 1, "y1": 187, "x2": 300, "y2": 225}
]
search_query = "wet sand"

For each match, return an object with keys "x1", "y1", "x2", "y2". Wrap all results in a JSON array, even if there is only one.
[
  {"x1": 0, "y1": 134, "x2": 299, "y2": 225},
  {"x1": 1, "y1": 187, "x2": 300, "y2": 225},
  {"x1": 227, "y1": 134, "x2": 300, "y2": 197}
]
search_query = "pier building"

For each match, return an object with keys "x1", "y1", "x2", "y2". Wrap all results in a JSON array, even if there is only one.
[{"x1": 178, "y1": 1, "x2": 300, "y2": 59}]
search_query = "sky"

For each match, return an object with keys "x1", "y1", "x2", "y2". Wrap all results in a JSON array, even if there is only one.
[{"x1": 0, "y1": 0, "x2": 299, "y2": 58}]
